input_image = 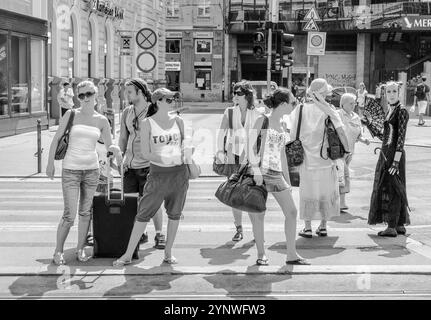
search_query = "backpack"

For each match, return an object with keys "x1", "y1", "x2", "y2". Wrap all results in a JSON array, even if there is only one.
[
  {"x1": 320, "y1": 117, "x2": 346, "y2": 161},
  {"x1": 416, "y1": 83, "x2": 427, "y2": 101}
]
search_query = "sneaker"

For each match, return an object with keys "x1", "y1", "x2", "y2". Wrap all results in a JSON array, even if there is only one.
[
  {"x1": 298, "y1": 228, "x2": 312, "y2": 238},
  {"x1": 139, "y1": 232, "x2": 148, "y2": 244},
  {"x1": 154, "y1": 234, "x2": 166, "y2": 249}
]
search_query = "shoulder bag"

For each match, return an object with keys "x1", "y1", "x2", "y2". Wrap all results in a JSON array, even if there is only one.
[
  {"x1": 285, "y1": 104, "x2": 304, "y2": 167},
  {"x1": 213, "y1": 108, "x2": 241, "y2": 177},
  {"x1": 54, "y1": 110, "x2": 75, "y2": 160},
  {"x1": 320, "y1": 116, "x2": 346, "y2": 161},
  {"x1": 176, "y1": 117, "x2": 201, "y2": 179}
]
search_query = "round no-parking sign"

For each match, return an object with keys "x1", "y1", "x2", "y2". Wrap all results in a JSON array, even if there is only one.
[
  {"x1": 136, "y1": 52, "x2": 157, "y2": 73},
  {"x1": 307, "y1": 31, "x2": 326, "y2": 56},
  {"x1": 136, "y1": 28, "x2": 157, "y2": 50}
]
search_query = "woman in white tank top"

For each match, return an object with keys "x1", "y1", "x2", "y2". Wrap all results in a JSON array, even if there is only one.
[
  {"x1": 46, "y1": 80, "x2": 122, "y2": 265},
  {"x1": 114, "y1": 88, "x2": 189, "y2": 266}
]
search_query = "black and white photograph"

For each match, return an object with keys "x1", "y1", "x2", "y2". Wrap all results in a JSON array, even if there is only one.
[{"x1": 1, "y1": 0, "x2": 431, "y2": 308}]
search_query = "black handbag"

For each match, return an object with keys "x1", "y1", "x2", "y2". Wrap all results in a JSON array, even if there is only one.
[
  {"x1": 285, "y1": 104, "x2": 304, "y2": 167},
  {"x1": 320, "y1": 116, "x2": 346, "y2": 161},
  {"x1": 54, "y1": 110, "x2": 75, "y2": 160},
  {"x1": 215, "y1": 165, "x2": 268, "y2": 213},
  {"x1": 213, "y1": 108, "x2": 241, "y2": 176}
]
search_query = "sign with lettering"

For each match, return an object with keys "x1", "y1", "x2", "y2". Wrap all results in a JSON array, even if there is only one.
[
  {"x1": 165, "y1": 62, "x2": 181, "y2": 71},
  {"x1": 193, "y1": 32, "x2": 214, "y2": 38},
  {"x1": 401, "y1": 16, "x2": 431, "y2": 30},
  {"x1": 83, "y1": 0, "x2": 124, "y2": 20},
  {"x1": 121, "y1": 35, "x2": 132, "y2": 55}
]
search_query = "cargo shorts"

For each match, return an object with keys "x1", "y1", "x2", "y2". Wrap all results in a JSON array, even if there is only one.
[{"x1": 136, "y1": 164, "x2": 189, "y2": 223}]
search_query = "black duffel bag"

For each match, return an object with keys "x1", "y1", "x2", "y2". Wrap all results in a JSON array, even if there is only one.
[{"x1": 215, "y1": 165, "x2": 268, "y2": 213}]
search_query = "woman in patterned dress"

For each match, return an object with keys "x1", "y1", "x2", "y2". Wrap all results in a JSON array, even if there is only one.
[{"x1": 363, "y1": 81, "x2": 410, "y2": 237}]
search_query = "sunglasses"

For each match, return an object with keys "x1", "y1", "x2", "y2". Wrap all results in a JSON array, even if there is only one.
[
  {"x1": 78, "y1": 91, "x2": 96, "y2": 100},
  {"x1": 159, "y1": 98, "x2": 174, "y2": 104},
  {"x1": 234, "y1": 91, "x2": 245, "y2": 96}
]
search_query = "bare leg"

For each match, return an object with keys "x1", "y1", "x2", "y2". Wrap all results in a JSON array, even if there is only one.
[
  {"x1": 164, "y1": 219, "x2": 180, "y2": 260},
  {"x1": 152, "y1": 207, "x2": 163, "y2": 234},
  {"x1": 77, "y1": 216, "x2": 91, "y2": 251},
  {"x1": 248, "y1": 212, "x2": 266, "y2": 260},
  {"x1": 117, "y1": 221, "x2": 148, "y2": 261},
  {"x1": 273, "y1": 190, "x2": 303, "y2": 261},
  {"x1": 232, "y1": 208, "x2": 242, "y2": 227}
]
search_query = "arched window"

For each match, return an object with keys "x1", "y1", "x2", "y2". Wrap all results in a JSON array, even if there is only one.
[{"x1": 68, "y1": 17, "x2": 74, "y2": 78}]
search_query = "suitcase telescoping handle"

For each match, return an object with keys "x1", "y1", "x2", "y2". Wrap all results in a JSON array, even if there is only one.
[{"x1": 106, "y1": 151, "x2": 124, "y2": 206}]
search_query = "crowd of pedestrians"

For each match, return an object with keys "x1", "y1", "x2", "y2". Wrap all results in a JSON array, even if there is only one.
[{"x1": 47, "y1": 76, "x2": 410, "y2": 267}]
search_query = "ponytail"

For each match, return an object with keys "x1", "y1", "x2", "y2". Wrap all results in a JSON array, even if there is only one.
[{"x1": 146, "y1": 102, "x2": 159, "y2": 117}]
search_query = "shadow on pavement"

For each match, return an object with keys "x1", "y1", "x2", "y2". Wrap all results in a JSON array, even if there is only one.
[
  {"x1": 200, "y1": 240, "x2": 255, "y2": 265},
  {"x1": 331, "y1": 211, "x2": 368, "y2": 224},
  {"x1": 366, "y1": 234, "x2": 411, "y2": 258},
  {"x1": 268, "y1": 237, "x2": 345, "y2": 260},
  {"x1": 203, "y1": 266, "x2": 292, "y2": 300},
  {"x1": 103, "y1": 265, "x2": 183, "y2": 299}
]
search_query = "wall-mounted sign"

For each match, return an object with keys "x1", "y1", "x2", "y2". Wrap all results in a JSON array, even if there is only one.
[
  {"x1": 120, "y1": 35, "x2": 132, "y2": 55},
  {"x1": 83, "y1": 0, "x2": 125, "y2": 20},
  {"x1": 213, "y1": 54, "x2": 222, "y2": 59},
  {"x1": 167, "y1": 32, "x2": 183, "y2": 38},
  {"x1": 137, "y1": 52, "x2": 157, "y2": 73},
  {"x1": 165, "y1": 62, "x2": 181, "y2": 71},
  {"x1": 401, "y1": 16, "x2": 431, "y2": 30},
  {"x1": 193, "y1": 32, "x2": 213, "y2": 38},
  {"x1": 194, "y1": 62, "x2": 212, "y2": 67}
]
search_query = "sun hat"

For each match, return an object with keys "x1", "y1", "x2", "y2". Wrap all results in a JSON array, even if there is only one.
[
  {"x1": 307, "y1": 78, "x2": 333, "y2": 97},
  {"x1": 151, "y1": 88, "x2": 176, "y2": 103}
]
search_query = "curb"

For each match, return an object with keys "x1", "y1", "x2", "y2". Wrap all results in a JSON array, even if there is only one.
[{"x1": 1, "y1": 265, "x2": 431, "y2": 277}]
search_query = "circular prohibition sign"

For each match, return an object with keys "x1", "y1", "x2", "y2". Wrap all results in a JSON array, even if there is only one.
[
  {"x1": 136, "y1": 28, "x2": 157, "y2": 50},
  {"x1": 310, "y1": 34, "x2": 323, "y2": 47},
  {"x1": 136, "y1": 52, "x2": 157, "y2": 73}
]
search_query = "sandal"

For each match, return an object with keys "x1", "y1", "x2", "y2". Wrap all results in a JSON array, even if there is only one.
[
  {"x1": 316, "y1": 227, "x2": 328, "y2": 237},
  {"x1": 286, "y1": 258, "x2": 310, "y2": 265},
  {"x1": 298, "y1": 228, "x2": 312, "y2": 238},
  {"x1": 377, "y1": 228, "x2": 397, "y2": 237},
  {"x1": 113, "y1": 258, "x2": 132, "y2": 267},
  {"x1": 163, "y1": 256, "x2": 178, "y2": 265},
  {"x1": 256, "y1": 258, "x2": 269, "y2": 266},
  {"x1": 53, "y1": 252, "x2": 66, "y2": 266},
  {"x1": 77, "y1": 249, "x2": 92, "y2": 262},
  {"x1": 232, "y1": 225, "x2": 243, "y2": 242}
]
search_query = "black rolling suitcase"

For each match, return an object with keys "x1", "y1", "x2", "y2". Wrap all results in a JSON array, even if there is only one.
[{"x1": 92, "y1": 162, "x2": 139, "y2": 259}]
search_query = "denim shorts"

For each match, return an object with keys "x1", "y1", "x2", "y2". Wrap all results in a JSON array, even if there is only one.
[
  {"x1": 136, "y1": 164, "x2": 189, "y2": 222},
  {"x1": 61, "y1": 168, "x2": 99, "y2": 227},
  {"x1": 261, "y1": 168, "x2": 291, "y2": 193}
]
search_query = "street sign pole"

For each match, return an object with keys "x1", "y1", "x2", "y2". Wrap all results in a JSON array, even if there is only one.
[
  {"x1": 267, "y1": 24, "x2": 272, "y2": 94},
  {"x1": 306, "y1": 54, "x2": 310, "y2": 89}
]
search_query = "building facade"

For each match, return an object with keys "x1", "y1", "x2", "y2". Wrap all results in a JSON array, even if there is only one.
[
  {"x1": 49, "y1": 0, "x2": 167, "y2": 123},
  {"x1": 0, "y1": 0, "x2": 48, "y2": 137},
  {"x1": 225, "y1": 0, "x2": 431, "y2": 100},
  {"x1": 165, "y1": 0, "x2": 224, "y2": 102}
]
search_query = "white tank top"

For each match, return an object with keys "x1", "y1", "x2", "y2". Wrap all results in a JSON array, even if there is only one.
[
  {"x1": 63, "y1": 124, "x2": 101, "y2": 170},
  {"x1": 148, "y1": 118, "x2": 182, "y2": 167},
  {"x1": 261, "y1": 128, "x2": 289, "y2": 172}
]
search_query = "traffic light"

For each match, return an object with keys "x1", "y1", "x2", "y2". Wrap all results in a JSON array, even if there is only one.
[
  {"x1": 253, "y1": 31, "x2": 266, "y2": 59},
  {"x1": 273, "y1": 53, "x2": 281, "y2": 71},
  {"x1": 280, "y1": 32, "x2": 294, "y2": 67}
]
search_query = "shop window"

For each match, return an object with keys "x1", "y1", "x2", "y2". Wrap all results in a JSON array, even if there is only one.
[
  {"x1": 195, "y1": 39, "x2": 212, "y2": 54},
  {"x1": 166, "y1": 39, "x2": 181, "y2": 53},
  {"x1": 198, "y1": 0, "x2": 210, "y2": 16},
  {"x1": 166, "y1": 0, "x2": 179, "y2": 17},
  {"x1": 195, "y1": 68, "x2": 211, "y2": 90},
  {"x1": 30, "y1": 39, "x2": 46, "y2": 113},
  {"x1": 10, "y1": 35, "x2": 29, "y2": 115},
  {"x1": 0, "y1": 33, "x2": 8, "y2": 117}
]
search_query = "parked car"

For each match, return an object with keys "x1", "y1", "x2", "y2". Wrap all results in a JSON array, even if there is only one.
[{"x1": 328, "y1": 86, "x2": 357, "y2": 108}]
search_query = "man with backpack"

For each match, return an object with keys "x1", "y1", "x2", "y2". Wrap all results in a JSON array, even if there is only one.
[{"x1": 414, "y1": 76, "x2": 430, "y2": 126}]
